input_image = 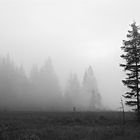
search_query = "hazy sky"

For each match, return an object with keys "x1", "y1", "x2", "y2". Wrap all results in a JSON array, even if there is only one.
[{"x1": 0, "y1": 0, "x2": 140, "y2": 109}]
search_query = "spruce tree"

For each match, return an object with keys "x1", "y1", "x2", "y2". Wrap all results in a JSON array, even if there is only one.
[{"x1": 120, "y1": 22, "x2": 140, "y2": 117}]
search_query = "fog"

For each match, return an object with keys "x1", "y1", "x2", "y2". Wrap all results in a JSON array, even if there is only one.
[
  {"x1": 0, "y1": 55, "x2": 101, "y2": 111},
  {"x1": 0, "y1": 0, "x2": 140, "y2": 110}
]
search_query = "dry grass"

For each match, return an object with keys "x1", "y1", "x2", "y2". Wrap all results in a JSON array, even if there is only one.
[{"x1": 0, "y1": 111, "x2": 139, "y2": 140}]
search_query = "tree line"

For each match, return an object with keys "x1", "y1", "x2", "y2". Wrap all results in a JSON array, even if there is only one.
[{"x1": 0, "y1": 55, "x2": 102, "y2": 111}]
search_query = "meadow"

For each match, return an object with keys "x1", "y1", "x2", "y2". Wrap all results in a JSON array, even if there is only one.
[{"x1": 0, "y1": 111, "x2": 139, "y2": 140}]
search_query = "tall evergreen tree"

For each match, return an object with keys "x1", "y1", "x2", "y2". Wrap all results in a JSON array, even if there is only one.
[{"x1": 120, "y1": 22, "x2": 140, "y2": 117}]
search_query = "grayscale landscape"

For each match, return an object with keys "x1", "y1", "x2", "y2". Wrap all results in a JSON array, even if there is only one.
[{"x1": 0, "y1": 0, "x2": 140, "y2": 139}]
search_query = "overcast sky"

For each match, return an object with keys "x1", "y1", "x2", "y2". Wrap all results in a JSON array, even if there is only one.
[{"x1": 0, "y1": 0, "x2": 140, "y2": 109}]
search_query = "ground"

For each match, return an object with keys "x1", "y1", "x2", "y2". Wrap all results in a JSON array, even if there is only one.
[{"x1": 0, "y1": 111, "x2": 139, "y2": 140}]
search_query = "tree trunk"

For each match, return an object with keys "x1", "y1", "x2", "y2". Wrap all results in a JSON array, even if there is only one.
[{"x1": 135, "y1": 55, "x2": 140, "y2": 121}]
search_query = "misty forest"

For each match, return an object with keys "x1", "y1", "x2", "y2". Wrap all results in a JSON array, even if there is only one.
[
  {"x1": 0, "y1": 23, "x2": 140, "y2": 140},
  {"x1": 1, "y1": 0, "x2": 140, "y2": 140},
  {"x1": 0, "y1": 55, "x2": 101, "y2": 111}
]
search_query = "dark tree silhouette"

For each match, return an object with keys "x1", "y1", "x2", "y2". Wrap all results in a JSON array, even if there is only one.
[{"x1": 120, "y1": 22, "x2": 140, "y2": 119}]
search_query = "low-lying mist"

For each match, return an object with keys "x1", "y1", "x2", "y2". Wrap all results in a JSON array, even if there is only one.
[{"x1": 0, "y1": 55, "x2": 102, "y2": 111}]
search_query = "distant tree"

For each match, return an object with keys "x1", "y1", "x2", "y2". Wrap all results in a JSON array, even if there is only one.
[
  {"x1": 65, "y1": 73, "x2": 81, "y2": 110},
  {"x1": 0, "y1": 55, "x2": 29, "y2": 110},
  {"x1": 82, "y1": 66, "x2": 101, "y2": 110},
  {"x1": 120, "y1": 22, "x2": 140, "y2": 120},
  {"x1": 30, "y1": 58, "x2": 63, "y2": 110}
]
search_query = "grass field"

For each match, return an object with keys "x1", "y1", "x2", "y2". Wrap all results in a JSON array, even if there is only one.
[{"x1": 0, "y1": 111, "x2": 139, "y2": 140}]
